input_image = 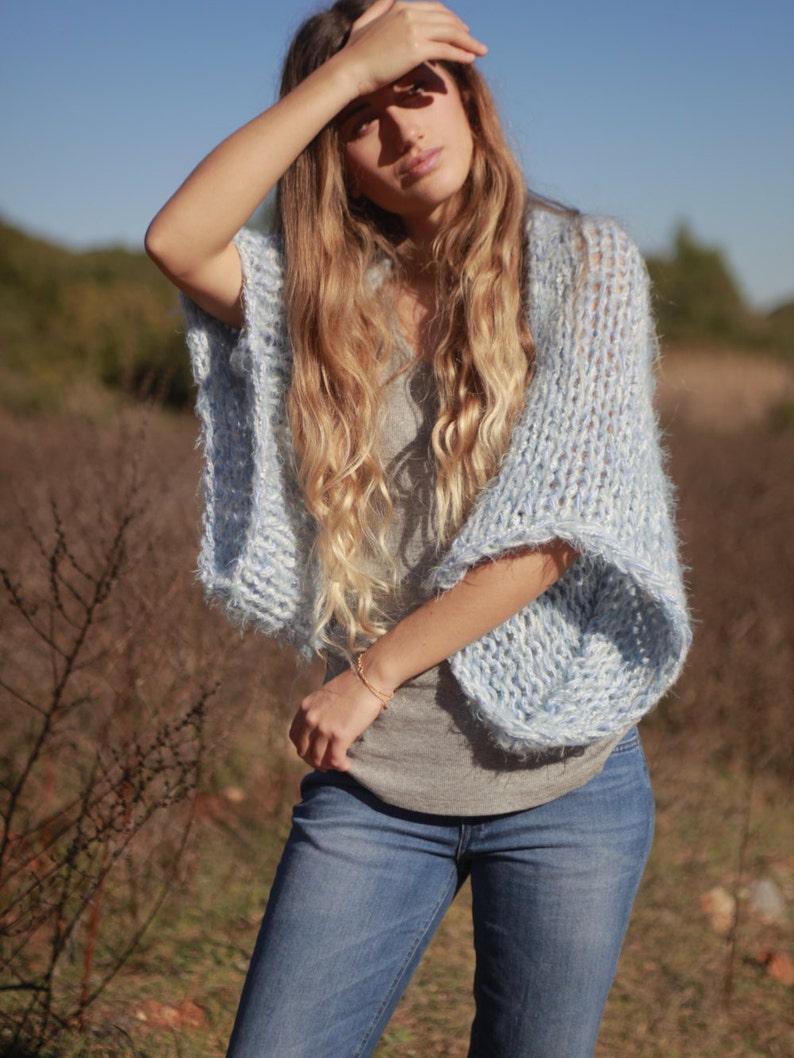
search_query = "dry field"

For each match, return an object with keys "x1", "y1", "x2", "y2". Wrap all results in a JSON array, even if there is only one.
[{"x1": 1, "y1": 346, "x2": 792, "y2": 1057}]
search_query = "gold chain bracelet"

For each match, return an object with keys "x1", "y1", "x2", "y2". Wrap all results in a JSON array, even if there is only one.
[{"x1": 352, "y1": 654, "x2": 394, "y2": 710}]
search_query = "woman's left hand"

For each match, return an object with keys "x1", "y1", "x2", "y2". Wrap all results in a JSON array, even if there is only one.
[{"x1": 289, "y1": 667, "x2": 387, "y2": 772}]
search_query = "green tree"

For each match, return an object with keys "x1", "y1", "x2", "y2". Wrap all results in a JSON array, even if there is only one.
[
  {"x1": 645, "y1": 223, "x2": 752, "y2": 345},
  {"x1": 0, "y1": 220, "x2": 192, "y2": 412}
]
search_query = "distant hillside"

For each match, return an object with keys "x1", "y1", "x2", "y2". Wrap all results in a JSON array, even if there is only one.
[
  {"x1": 0, "y1": 219, "x2": 190, "y2": 411},
  {"x1": 767, "y1": 299, "x2": 794, "y2": 352},
  {"x1": 1, "y1": 218, "x2": 791, "y2": 415}
]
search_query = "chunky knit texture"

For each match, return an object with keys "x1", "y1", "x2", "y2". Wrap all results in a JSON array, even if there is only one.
[{"x1": 182, "y1": 208, "x2": 691, "y2": 750}]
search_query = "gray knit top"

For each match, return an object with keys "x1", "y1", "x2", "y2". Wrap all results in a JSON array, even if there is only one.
[
  {"x1": 182, "y1": 208, "x2": 691, "y2": 753},
  {"x1": 327, "y1": 353, "x2": 623, "y2": 814}
]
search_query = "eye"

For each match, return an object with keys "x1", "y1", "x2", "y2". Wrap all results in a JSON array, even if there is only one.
[
  {"x1": 338, "y1": 109, "x2": 376, "y2": 141},
  {"x1": 348, "y1": 114, "x2": 376, "y2": 139}
]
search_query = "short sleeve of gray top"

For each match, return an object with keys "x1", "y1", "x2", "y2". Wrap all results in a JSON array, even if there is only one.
[{"x1": 326, "y1": 353, "x2": 627, "y2": 816}]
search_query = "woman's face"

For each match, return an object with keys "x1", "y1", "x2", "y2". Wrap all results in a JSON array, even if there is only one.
[{"x1": 337, "y1": 64, "x2": 474, "y2": 241}]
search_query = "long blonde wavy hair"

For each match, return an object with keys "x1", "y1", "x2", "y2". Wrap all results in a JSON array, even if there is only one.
[{"x1": 277, "y1": 0, "x2": 538, "y2": 650}]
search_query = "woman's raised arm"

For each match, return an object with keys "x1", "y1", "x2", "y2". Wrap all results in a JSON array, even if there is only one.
[{"x1": 144, "y1": 0, "x2": 486, "y2": 327}]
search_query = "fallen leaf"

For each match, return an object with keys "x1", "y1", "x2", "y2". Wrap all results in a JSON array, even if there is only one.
[
  {"x1": 130, "y1": 999, "x2": 205, "y2": 1029},
  {"x1": 757, "y1": 950, "x2": 794, "y2": 987}
]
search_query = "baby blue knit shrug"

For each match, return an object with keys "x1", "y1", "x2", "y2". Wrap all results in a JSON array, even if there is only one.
[{"x1": 182, "y1": 208, "x2": 691, "y2": 751}]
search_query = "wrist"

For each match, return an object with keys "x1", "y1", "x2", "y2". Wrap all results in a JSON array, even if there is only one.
[
  {"x1": 316, "y1": 49, "x2": 367, "y2": 110},
  {"x1": 351, "y1": 653, "x2": 395, "y2": 709},
  {"x1": 356, "y1": 635, "x2": 405, "y2": 698}
]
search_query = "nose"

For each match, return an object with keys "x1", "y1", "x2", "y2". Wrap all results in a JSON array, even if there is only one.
[{"x1": 383, "y1": 106, "x2": 421, "y2": 150}]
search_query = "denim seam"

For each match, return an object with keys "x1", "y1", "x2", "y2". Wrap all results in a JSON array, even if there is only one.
[{"x1": 455, "y1": 822, "x2": 473, "y2": 865}]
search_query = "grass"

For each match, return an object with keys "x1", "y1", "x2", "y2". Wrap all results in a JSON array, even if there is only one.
[{"x1": 597, "y1": 725, "x2": 793, "y2": 1057}]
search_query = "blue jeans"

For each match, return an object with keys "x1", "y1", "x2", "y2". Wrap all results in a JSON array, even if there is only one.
[{"x1": 226, "y1": 728, "x2": 654, "y2": 1058}]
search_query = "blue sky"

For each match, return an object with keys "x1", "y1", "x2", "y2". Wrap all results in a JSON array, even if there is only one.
[{"x1": 2, "y1": 0, "x2": 792, "y2": 309}]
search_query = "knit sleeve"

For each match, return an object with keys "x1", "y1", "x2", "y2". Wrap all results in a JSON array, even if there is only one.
[
  {"x1": 180, "y1": 228, "x2": 317, "y2": 656},
  {"x1": 430, "y1": 212, "x2": 691, "y2": 749}
]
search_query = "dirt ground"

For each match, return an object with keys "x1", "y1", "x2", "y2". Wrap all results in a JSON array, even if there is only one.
[{"x1": 656, "y1": 346, "x2": 794, "y2": 434}]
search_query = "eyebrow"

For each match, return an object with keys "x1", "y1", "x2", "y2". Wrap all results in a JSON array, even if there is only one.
[{"x1": 336, "y1": 99, "x2": 371, "y2": 127}]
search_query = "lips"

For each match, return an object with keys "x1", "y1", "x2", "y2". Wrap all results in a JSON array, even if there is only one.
[{"x1": 399, "y1": 148, "x2": 443, "y2": 180}]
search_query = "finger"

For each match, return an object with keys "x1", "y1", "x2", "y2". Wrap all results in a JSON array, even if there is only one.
[
  {"x1": 321, "y1": 736, "x2": 352, "y2": 774},
  {"x1": 405, "y1": 24, "x2": 488, "y2": 66},
  {"x1": 288, "y1": 705, "x2": 307, "y2": 749},
  {"x1": 289, "y1": 710, "x2": 315, "y2": 761},
  {"x1": 304, "y1": 729, "x2": 332, "y2": 771},
  {"x1": 352, "y1": 5, "x2": 485, "y2": 58},
  {"x1": 420, "y1": 15, "x2": 488, "y2": 56},
  {"x1": 425, "y1": 40, "x2": 487, "y2": 63}
]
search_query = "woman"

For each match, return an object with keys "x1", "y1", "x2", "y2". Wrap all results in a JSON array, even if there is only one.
[{"x1": 146, "y1": 1, "x2": 691, "y2": 1055}]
